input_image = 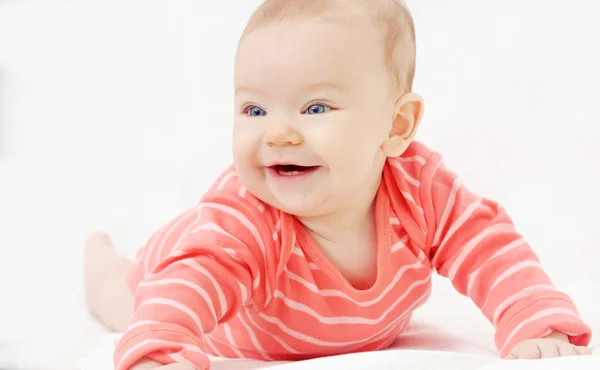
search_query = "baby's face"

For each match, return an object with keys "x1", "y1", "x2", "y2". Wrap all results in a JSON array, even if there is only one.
[{"x1": 233, "y1": 18, "x2": 398, "y2": 217}]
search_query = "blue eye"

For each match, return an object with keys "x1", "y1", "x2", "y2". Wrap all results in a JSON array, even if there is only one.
[
  {"x1": 305, "y1": 104, "x2": 331, "y2": 115},
  {"x1": 245, "y1": 106, "x2": 266, "y2": 116}
]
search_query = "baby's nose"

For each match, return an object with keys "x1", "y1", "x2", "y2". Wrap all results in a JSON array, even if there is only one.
[{"x1": 264, "y1": 125, "x2": 303, "y2": 147}]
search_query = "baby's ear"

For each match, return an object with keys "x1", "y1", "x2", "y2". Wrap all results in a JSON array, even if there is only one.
[{"x1": 381, "y1": 92, "x2": 424, "y2": 157}]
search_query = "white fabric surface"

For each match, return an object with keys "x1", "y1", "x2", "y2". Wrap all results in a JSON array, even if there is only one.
[
  {"x1": 54, "y1": 334, "x2": 600, "y2": 370},
  {"x1": 0, "y1": 275, "x2": 598, "y2": 369},
  {"x1": 2, "y1": 305, "x2": 599, "y2": 370},
  {"x1": 1, "y1": 0, "x2": 599, "y2": 369}
]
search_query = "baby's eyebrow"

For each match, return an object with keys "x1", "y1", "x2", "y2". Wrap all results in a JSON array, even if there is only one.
[
  {"x1": 234, "y1": 81, "x2": 344, "y2": 97},
  {"x1": 301, "y1": 81, "x2": 344, "y2": 91},
  {"x1": 234, "y1": 86, "x2": 258, "y2": 96}
]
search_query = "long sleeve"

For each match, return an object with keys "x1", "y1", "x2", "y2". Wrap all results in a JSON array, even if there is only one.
[
  {"x1": 418, "y1": 152, "x2": 592, "y2": 357},
  {"x1": 113, "y1": 193, "x2": 268, "y2": 370}
]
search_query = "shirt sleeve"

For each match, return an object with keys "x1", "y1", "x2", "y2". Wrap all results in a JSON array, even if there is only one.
[
  {"x1": 113, "y1": 192, "x2": 269, "y2": 370},
  {"x1": 418, "y1": 152, "x2": 592, "y2": 357}
]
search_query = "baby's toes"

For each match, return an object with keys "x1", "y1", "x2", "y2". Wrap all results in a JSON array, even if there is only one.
[{"x1": 85, "y1": 232, "x2": 114, "y2": 256}]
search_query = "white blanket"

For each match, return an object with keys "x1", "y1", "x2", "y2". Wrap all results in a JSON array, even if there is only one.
[
  {"x1": 3, "y1": 290, "x2": 597, "y2": 370},
  {"x1": 13, "y1": 325, "x2": 599, "y2": 370}
]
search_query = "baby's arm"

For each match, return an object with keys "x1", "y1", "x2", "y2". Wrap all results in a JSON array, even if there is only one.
[
  {"x1": 417, "y1": 153, "x2": 592, "y2": 357},
  {"x1": 113, "y1": 195, "x2": 267, "y2": 370}
]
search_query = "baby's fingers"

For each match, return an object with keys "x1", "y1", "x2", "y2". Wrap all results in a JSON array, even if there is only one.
[
  {"x1": 543, "y1": 342, "x2": 591, "y2": 358},
  {"x1": 556, "y1": 343, "x2": 578, "y2": 357},
  {"x1": 574, "y1": 346, "x2": 592, "y2": 356},
  {"x1": 505, "y1": 344, "x2": 542, "y2": 359},
  {"x1": 541, "y1": 342, "x2": 590, "y2": 358}
]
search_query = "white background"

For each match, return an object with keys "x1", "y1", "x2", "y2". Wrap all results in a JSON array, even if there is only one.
[{"x1": 0, "y1": 0, "x2": 599, "y2": 366}]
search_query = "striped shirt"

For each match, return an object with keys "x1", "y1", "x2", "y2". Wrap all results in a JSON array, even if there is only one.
[{"x1": 114, "y1": 141, "x2": 591, "y2": 370}]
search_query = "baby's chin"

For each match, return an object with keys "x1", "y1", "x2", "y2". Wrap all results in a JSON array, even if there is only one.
[
  {"x1": 240, "y1": 174, "x2": 335, "y2": 217},
  {"x1": 260, "y1": 190, "x2": 330, "y2": 218},
  {"x1": 266, "y1": 196, "x2": 318, "y2": 217}
]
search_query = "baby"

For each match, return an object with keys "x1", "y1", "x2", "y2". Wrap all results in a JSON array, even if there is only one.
[{"x1": 84, "y1": 1, "x2": 593, "y2": 369}]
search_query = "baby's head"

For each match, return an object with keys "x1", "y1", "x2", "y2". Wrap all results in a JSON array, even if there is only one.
[{"x1": 232, "y1": 0, "x2": 423, "y2": 218}]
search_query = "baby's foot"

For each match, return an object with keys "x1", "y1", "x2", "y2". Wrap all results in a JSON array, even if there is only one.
[
  {"x1": 84, "y1": 232, "x2": 134, "y2": 332},
  {"x1": 84, "y1": 232, "x2": 118, "y2": 311}
]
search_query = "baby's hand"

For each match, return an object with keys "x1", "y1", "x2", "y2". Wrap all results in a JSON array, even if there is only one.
[
  {"x1": 505, "y1": 331, "x2": 592, "y2": 360},
  {"x1": 129, "y1": 358, "x2": 196, "y2": 370}
]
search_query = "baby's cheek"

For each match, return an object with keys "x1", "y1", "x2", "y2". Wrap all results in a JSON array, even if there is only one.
[
  {"x1": 336, "y1": 149, "x2": 379, "y2": 183},
  {"x1": 232, "y1": 134, "x2": 255, "y2": 163}
]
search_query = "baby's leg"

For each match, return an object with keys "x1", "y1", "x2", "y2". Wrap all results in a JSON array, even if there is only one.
[{"x1": 85, "y1": 232, "x2": 134, "y2": 332}]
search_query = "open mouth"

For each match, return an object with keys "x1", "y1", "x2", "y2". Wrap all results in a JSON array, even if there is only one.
[{"x1": 271, "y1": 164, "x2": 319, "y2": 176}]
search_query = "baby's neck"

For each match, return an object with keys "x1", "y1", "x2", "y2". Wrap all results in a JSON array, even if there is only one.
[
  {"x1": 300, "y1": 202, "x2": 377, "y2": 244},
  {"x1": 297, "y1": 173, "x2": 382, "y2": 246}
]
